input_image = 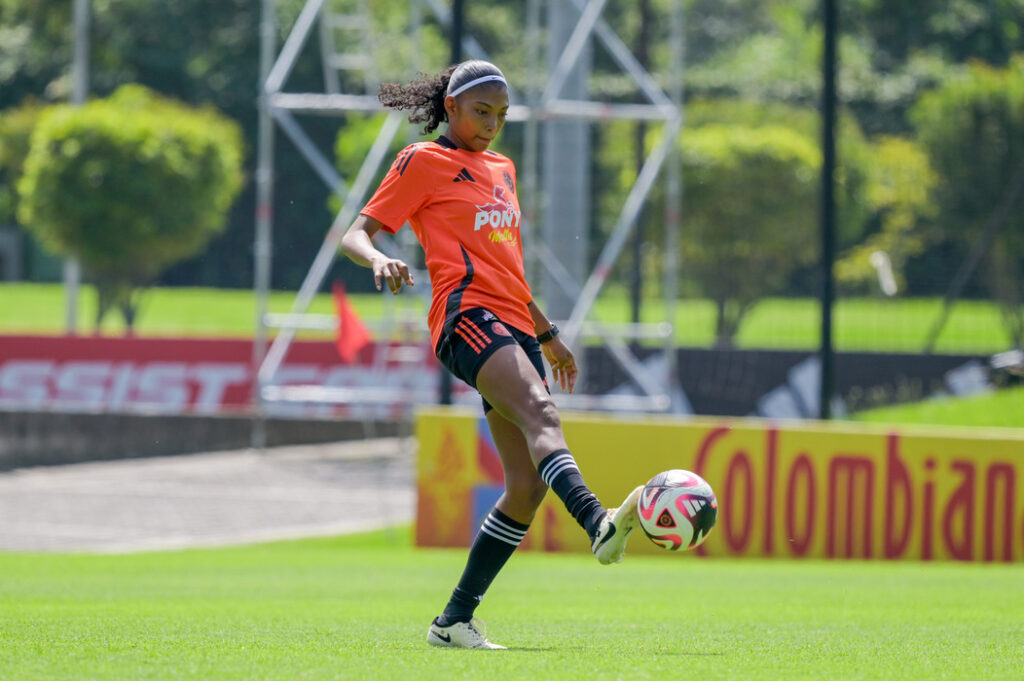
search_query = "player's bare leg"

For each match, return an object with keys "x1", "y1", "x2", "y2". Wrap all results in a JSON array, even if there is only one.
[
  {"x1": 427, "y1": 408, "x2": 546, "y2": 648},
  {"x1": 474, "y1": 344, "x2": 569, "y2": 466},
  {"x1": 486, "y1": 408, "x2": 548, "y2": 525},
  {"x1": 475, "y1": 344, "x2": 639, "y2": 563}
]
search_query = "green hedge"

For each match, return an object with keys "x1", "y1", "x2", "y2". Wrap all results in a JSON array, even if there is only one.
[{"x1": 16, "y1": 85, "x2": 244, "y2": 327}]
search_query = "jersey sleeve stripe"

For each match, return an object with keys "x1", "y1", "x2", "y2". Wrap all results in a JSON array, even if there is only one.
[{"x1": 398, "y1": 148, "x2": 418, "y2": 176}]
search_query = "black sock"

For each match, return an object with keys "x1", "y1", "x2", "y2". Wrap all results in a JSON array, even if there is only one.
[
  {"x1": 537, "y1": 449, "x2": 606, "y2": 540},
  {"x1": 437, "y1": 508, "x2": 529, "y2": 626}
]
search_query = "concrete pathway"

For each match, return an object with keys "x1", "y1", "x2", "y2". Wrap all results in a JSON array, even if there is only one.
[{"x1": 0, "y1": 438, "x2": 414, "y2": 553}]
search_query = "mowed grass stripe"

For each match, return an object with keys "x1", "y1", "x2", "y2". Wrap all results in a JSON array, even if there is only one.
[
  {"x1": 1, "y1": 527, "x2": 1021, "y2": 680},
  {"x1": 0, "y1": 283, "x2": 1018, "y2": 352}
]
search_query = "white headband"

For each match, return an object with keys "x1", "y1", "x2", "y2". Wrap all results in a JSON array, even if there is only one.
[{"x1": 447, "y1": 74, "x2": 507, "y2": 98}]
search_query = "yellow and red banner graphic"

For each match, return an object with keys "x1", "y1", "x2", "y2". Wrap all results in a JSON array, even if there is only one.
[{"x1": 415, "y1": 407, "x2": 1024, "y2": 562}]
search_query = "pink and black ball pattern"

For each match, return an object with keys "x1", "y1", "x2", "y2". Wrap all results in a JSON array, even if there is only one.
[{"x1": 636, "y1": 469, "x2": 718, "y2": 550}]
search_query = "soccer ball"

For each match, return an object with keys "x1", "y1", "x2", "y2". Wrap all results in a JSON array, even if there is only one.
[{"x1": 636, "y1": 469, "x2": 718, "y2": 551}]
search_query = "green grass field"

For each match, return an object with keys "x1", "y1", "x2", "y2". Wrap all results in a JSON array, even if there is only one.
[
  {"x1": 1, "y1": 527, "x2": 1021, "y2": 681},
  {"x1": 850, "y1": 385, "x2": 1024, "y2": 428},
  {"x1": 0, "y1": 282, "x2": 1018, "y2": 353}
]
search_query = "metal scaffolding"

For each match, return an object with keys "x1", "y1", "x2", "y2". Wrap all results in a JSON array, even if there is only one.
[{"x1": 253, "y1": 0, "x2": 685, "y2": 441}]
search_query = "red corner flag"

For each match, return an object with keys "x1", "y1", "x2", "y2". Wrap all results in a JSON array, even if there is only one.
[{"x1": 332, "y1": 281, "x2": 370, "y2": 363}]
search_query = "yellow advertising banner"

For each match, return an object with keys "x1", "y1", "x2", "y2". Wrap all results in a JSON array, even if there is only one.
[{"x1": 415, "y1": 407, "x2": 1024, "y2": 562}]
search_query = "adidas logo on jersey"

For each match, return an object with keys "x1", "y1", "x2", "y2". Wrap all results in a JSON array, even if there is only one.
[{"x1": 453, "y1": 168, "x2": 476, "y2": 183}]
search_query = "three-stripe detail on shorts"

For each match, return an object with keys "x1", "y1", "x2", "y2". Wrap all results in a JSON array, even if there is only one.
[
  {"x1": 479, "y1": 510, "x2": 528, "y2": 547},
  {"x1": 455, "y1": 318, "x2": 491, "y2": 354}
]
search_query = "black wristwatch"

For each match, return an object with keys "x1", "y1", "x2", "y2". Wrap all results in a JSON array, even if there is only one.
[{"x1": 536, "y1": 324, "x2": 560, "y2": 344}]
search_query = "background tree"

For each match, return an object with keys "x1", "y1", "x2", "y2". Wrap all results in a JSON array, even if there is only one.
[
  {"x1": 0, "y1": 0, "x2": 334, "y2": 289},
  {"x1": 911, "y1": 55, "x2": 1024, "y2": 347},
  {"x1": 679, "y1": 124, "x2": 820, "y2": 346},
  {"x1": 0, "y1": 100, "x2": 44, "y2": 225},
  {"x1": 596, "y1": 97, "x2": 938, "y2": 328},
  {"x1": 834, "y1": 136, "x2": 937, "y2": 294},
  {"x1": 1, "y1": 0, "x2": 1019, "y2": 306},
  {"x1": 17, "y1": 85, "x2": 243, "y2": 330},
  {"x1": 0, "y1": 0, "x2": 72, "y2": 108},
  {"x1": 844, "y1": 0, "x2": 1024, "y2": 66}
]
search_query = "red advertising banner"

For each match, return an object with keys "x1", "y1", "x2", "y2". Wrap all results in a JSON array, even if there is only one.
[{"x1": 0, "y1": 334, "x2": 454, "y2": 416}]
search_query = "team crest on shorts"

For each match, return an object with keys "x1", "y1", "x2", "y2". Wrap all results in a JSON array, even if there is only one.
[
  {"x1": 480, "y1": 310, "x2": 496, "y2": 321},
  {"x1": 491, "y1": 322, "x2": 511, "y2": 337}
]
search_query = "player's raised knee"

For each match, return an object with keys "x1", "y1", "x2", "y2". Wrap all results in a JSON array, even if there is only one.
[{"x1": 529, "y1": 389, "x2": 561, "y2": 431}]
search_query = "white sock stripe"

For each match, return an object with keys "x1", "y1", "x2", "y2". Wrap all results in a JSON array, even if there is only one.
[
  {"x1": 480, "y1": 524, "x2": 522, "y2": 546},
  {"x1": 539, "y1": 453, "x2": 575, "y2": 485},
  {"x1": 542, "y1": 459, "x2": 578, "y2": 486},
  {"x1": 486, "y1": 512, "x2": 527, "y2": 533},
  {"x1": 481, "y1": 516, "x2": 524, "y2": 536},
  {"x1": 483, "y1": 515, "x2": 527, "y2": 541},
  {"x1": 482, "y1": 524, "x2": 524, "y2": 546},
  {"x1": 540, "y1": 452, "x2": 573, "y2": 470},
  {"x1": 487, "y1": 510, "x2": 527, "y2": 526}
]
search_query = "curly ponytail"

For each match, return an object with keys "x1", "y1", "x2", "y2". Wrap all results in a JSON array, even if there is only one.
[
  {"x1": 377, "y1": 65, "x2": 456, "y2": 135},
  {"x1": 378, "y1": 60, "x2": 506, "y2": 135}
]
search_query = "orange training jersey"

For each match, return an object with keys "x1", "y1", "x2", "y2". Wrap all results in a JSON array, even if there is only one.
[{"x1": 360, "y1": 136, "x2": 533, "y2": 351}]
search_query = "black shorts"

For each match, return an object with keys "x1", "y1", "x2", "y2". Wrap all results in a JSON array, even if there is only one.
[{"x1": 434, "y1": 307, "x2": 548, "y2": 412}]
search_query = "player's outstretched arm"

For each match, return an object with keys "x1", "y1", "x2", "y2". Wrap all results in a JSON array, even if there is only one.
[
  {"x1": 527, "y1": 300, "x2": 577, "y2": 393},
  {"x1": 341, "y1": 215, "x2": 414, "y2": 294}
]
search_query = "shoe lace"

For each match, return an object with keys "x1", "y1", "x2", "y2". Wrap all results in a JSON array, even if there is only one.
[{"x1": 468, "y1": 617, "x2": 489, "y2": 643}]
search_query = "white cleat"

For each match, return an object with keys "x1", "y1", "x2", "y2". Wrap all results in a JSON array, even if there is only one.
[
  {"x1": 591, "y1": 485, "x2": 644, "y2": 565},
  {"x1": 426, "y1": 617, "x2": 506, "y2": 649}
]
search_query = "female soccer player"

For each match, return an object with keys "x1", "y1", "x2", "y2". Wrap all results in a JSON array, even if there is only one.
[{"x1": 341, "y1": 60, "x2": 642, "y2": 650}]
